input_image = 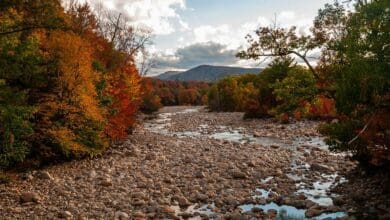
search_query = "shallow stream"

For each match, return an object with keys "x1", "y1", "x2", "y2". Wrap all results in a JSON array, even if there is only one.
[{"x1": 144, "y1": 107, "x2": 348, "y2": 219}]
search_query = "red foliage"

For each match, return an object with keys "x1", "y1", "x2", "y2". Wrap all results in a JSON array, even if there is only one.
[{"x1": 105, "y1": 64, "x2": 141, "y2": 140}]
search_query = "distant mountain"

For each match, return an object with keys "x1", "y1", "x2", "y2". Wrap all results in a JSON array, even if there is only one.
[
  {"x1": 155, "y1": 65, "x2": 262, "y2": 82},
  {"x1": 156, "y1": 71, "x2": 182, "y2": 80}
]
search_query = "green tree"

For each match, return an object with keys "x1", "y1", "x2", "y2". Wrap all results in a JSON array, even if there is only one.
[
  {"x1": 0, "y1": 83, "x2": 34, "y2": 167},
  {"x1": 320, "y1": 0, "x2": 389, "y2": 167},
  {"x1": 272, "y1": 66, "x2": 318, "y2": 116}
]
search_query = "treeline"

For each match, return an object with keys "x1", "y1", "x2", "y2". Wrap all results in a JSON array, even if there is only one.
[
  {"x1": 0, "y1": 1, "x2": 147, "y2": 168},
  {"x1": 209, "y1": 0, "x2": 389, "y2": 168},
  {"x1": 208, "y1": 59, "x2": 335, "y2": 120},
  {"x1": 141, "y1": 78, "x2": 210, "y2": 113}
]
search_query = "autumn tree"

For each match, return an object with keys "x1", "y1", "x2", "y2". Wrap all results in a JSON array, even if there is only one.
[
  {"x1": 320, "y1": 0, "x2": 389, "y2": 167},
  {"x1": 0, "y1": 0, "x2": 66, "y2": 36},
  {"x1": 0, "y1": 1, "x2": 144, "y2": 166}
]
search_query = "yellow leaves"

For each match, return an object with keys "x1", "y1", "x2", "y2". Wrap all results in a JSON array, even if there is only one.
[
  {"x1": 43, "y1": 31, "x2": 104, "y2": 122},
  {"x1": 48, "y1": 127, "x2": 83, "y2": 155}
]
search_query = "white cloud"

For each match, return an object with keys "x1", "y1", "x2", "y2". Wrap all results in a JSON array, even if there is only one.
[
  {"x1": 73, "y1": 0, "x2": 187, "y2": 35},
  {"x1": 194, "y1": 25, "x2": 230, "y2": 44}
]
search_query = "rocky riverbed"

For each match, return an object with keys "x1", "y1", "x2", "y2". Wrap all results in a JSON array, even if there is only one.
[{"x1": 0, "y1": 106, "x2": 389, "y2": 219}]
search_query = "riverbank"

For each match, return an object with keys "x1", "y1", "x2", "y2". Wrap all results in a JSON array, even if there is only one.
[{"x1": 0, "y1": 106, "x2": 388, "y2": 219}]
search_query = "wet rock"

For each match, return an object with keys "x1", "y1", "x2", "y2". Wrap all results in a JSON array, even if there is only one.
[
  {"x1": 305, "y1": 200, "x2": 316, "y2": 209},
  {"x1": 251, "y1": 207, "x2": 263, "y2": 213},
  {"x1": 267, "y1": 209, "x2": 277, "y2": 218},
  {"x1": 20, "y1": 192, "x2": 41, "y2": 203},
  {"x1": 305, "y1": 206, "x2": 324, "y2": 218}
]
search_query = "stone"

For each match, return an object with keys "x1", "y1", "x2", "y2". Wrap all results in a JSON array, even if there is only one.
[
  {"x1": 145, "y1": 153, "x2": 156, "y2": 160},
  {"x1": 161, "y1": 206, "x2": 176, "y2": 216},
  {"x1": 195, "y1": 171, "x2": 206, "y2": 178},
  {"x1": 305, "y1": 207, "x2": 324, "y2": 218},
  {"x1": 177, "y1": 196, "x2": 190, "y2": 207},
  {"x1": 247, "y1": 161, "x2": 256, "y2": 167},
  {"x1": 38, "y1": 171, "x2": 54, "y2": 180},
  {"x1": 115, "y1": 211, "x2": 129, "y2": 220},
  {"x1": 251, "y1": 207, "x2": 263, "y2": 213},
  {"x1": 270, "y1": 145, "x2": 280, "y2": 149},
  {"x1": 231, "y1": 169, "x2": 247, "y2": 179},
  {"x1": 132, "y1": 198, "x2": 146, "y2": 206},
  {"x1": 333, "y1": 197, "x2": 345, "y2": 206},
  {"x1": 60, "y1": 211, "x2": 73, "y2": 219},
  {"x1": 133, "y1": 211, "x2": 146, "y2": 220},
  {"x1": 20, "y1": 192, "x2": 41, "y2": 203},
  {"x1": 253, "y1": 132, "x2": 262, "y2": 137},
  {"x1": 267, "y1": 209, "x2": 277, "y2": 218},
  {"x1": 310, "y1": 163, "x2": 332, "y2": 173},
  {"x1": 196, "y1": 193, "x2": 208, "y2": 202},
  {"x1": 100, "y1": 178, "x2": 112, "y2": 187}
]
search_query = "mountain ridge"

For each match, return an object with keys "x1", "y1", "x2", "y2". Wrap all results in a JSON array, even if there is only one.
[{"x1": 155, "y1": 65, "x2": 262, "y2": 82}]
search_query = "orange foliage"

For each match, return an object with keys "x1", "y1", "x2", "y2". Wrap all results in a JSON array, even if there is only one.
[
  {"x1": 35, "y1": 31, "x2": 108, "y2": 156},
  {"x1": 304, "y1": 95, "x2": 336, "y2": 118},
  {"x1": 105, "y1": 64, "x2": 141, "y2": 140}
]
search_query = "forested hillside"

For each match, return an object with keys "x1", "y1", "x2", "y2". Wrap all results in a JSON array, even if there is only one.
[{"x1": 156, "y1": 65, "x2": 262, "y2": 82}]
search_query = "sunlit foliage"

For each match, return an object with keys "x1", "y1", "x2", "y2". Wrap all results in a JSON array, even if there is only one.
[{"x1": 0, "y1": 1, "x2": 142, "y2": 167}]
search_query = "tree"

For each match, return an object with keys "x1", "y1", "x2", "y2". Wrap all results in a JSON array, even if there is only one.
[
  {"x1": 237, "y1": 24, "x2": 319, "y2": 78},
  {"x1": 0, "y1": 1, "x2": 143, "y2": 167},
  {"x1": 320, "y1": 0, "x2": 389, "y2": 167},
  {"x1": 105, "y1": 64, "x2": 141, "y2": 140},
  {"x1": 0, "y1": 0, "x2": 66, "y2": 36},
  {"x1": 272, "y1": 66, "x2": 318, "y2": 116},
  {"x1": 0, "y1": 83, "x2": 34, "y2": 167}
]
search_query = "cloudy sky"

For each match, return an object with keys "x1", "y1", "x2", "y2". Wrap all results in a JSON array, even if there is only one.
[{"x1": 85, "y1": 0, "x2": 334, "y2": 75}]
